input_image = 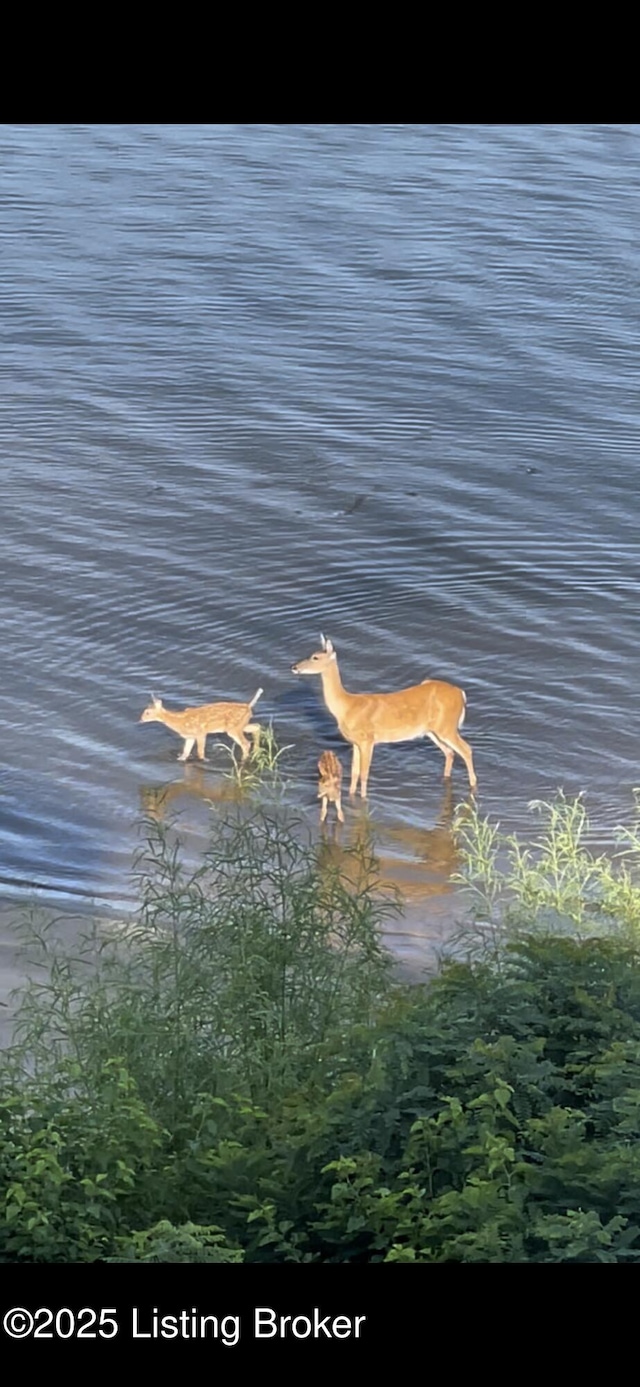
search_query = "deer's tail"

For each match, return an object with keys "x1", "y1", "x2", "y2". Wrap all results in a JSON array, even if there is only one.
[{"x1": 459, "y1": 690, "x2": 467, "y2": 729}]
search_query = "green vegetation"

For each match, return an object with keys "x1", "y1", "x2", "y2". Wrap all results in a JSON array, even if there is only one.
[
  {"x1": 452, "y1": 790, "x2": 640, "y2": 953},
  {"x1": 2, "y1": 794, "x2": 640, "y2": 1263},
  {"x1": 218, "y1": 720, "x2": 292, "y2": 793}
]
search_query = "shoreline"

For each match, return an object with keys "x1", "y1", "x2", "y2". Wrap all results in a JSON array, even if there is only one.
[
  {"x1": 0, "y1": 878, "x2": 459, "y2": 1050},
  {"x1": 0, "y1": 896, "x2": 134, "y2": 1050}
]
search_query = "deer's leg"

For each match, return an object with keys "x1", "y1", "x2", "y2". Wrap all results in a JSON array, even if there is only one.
[
  {"x1": 196, "y1": 734, "x2": 209, "y2": 762},
  {"x1": 320, "y1": 796, "x2": 328, "y2": 823},
  {"x1": 427, "y1": 731, "x2": 454, "y2": 779},
  {"x1": 178, "y1": 737, "x2": 196, "y2": 762},
  {"x1": 359, "y1": 741, "x2": 374, "y2": 799},
  {"x1": 245, "y1": 721, "x2": 261, "y2": 749},
  {"x1": 440, "y1": 732, "x2": 477, "y2": 790},
  {"x1": 229, "y1": 729, "x2": 251, "y2": 760},
  {"x1": 336, "y1": 794, "x2": 345, "y2": 824},
  {"x1": 349, "y1": 744, "x2": 362, "y2": 796}
]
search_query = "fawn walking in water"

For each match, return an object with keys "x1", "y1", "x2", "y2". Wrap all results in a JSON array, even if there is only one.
[
  {"x1": 292, "y1": 635, "x2": 477, "y2": 797},
  {"x1": 139, "y1": 689, "x2": 263, "y2": 763},
  {"x1": 317, "y1": 750, "x2": 345, "y2": 824}
]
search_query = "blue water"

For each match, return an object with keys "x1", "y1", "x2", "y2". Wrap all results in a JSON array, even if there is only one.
[{"x1": 1, "y1": 124, "x2": 639, "y2": 961}]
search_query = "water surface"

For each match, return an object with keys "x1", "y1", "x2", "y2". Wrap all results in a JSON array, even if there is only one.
[{"x1": 1, "y1": 124, "x2": 639, "y2": 966}]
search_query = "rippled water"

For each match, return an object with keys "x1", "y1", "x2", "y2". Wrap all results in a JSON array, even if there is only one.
[{"x1": 1, "y1": 124, "x2": 639, "y2": 963}]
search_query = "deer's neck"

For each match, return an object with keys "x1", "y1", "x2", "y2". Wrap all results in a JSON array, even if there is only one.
[
  {"x1": 158, "y1": 708, "x2": 185, "y2": 733},
  {"x1": 320, "y1": 659, "x2": 350, "y2": 721}
]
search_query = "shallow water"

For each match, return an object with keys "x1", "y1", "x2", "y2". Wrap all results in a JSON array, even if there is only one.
[{"x1": 1, "y1": 124, "x2": 640, "y2": 965}]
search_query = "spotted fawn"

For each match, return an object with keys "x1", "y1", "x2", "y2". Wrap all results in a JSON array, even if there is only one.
[
  {"x1": 140, "y1": 688, "x2": 263, "y2": 762},
  {"x1": 317, "y1": 750, "x2": 344, "y2": 824}
]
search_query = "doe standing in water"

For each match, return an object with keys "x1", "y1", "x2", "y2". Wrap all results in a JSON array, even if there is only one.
[
  {"x1": 317, "y1": 750, "x2": 345, "y2": 824},
  {"x1": 292, "y1": 635, "x2": 476, "y2": 798},
  {"x1": 139, "y1": 689, "x2": 263, "y2": 763}
]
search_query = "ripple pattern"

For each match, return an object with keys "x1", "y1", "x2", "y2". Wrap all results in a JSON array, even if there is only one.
[{"x1": 0, "y1": 124, "x2": 639, "y2": 916}]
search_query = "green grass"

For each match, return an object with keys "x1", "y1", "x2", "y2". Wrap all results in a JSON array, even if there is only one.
[
  {"x1": 450, "y1": 789, "x2": 640, "y2": 960},
  {"x1": 215, "y1": 721, "x2": 293, "y2": 795},
  {"x1": 3, "y1": 792, "x2": 640, "y2": 1262}
]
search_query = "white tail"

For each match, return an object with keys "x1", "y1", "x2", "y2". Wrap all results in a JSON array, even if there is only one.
[
  {"x1": 292, "y1": 637, "x2": 477, "y2": 798},
  {"x1": 139, "y1": 690, "x2": 263, "y2": 763},
  {"x1": 317, "y1": 749, "x2": 345, "y2": 824}
]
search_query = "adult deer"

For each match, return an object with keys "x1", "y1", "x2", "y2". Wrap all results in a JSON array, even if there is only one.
[{"x1": 291, "y1": 636, "x2": 476, "y2": 797}]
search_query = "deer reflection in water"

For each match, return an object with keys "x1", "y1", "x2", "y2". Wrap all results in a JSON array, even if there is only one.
[
  {"x1": 315, "y1": 781, "x2": 468, "y2": 906},
  {"x1": 139, "y1": 769, "x2": 470, "y2": 922},
  {"x1": 139, "y1": 764, "x2": 243, "y2": 824},
  {"x1": 384, "y1": 782, "x2": 466, "y2": 903}
]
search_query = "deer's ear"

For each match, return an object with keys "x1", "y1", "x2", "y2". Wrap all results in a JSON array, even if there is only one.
[
  {"x1": 320, "y1": 632, "x2": 326, "y2": 650},
  {"x1": 325, "y1": 638, "x2": 334, "y2": 655},
  {"x1": 152, "y1": 693, "x2": 162, "y2": 707}
]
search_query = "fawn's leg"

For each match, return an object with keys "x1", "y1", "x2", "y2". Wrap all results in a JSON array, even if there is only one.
[
  {"x1": 178, "y1": 737, "x2": 196, "y2": 762},
  {"x1": 229, "y1": 729, "x2": 251, "y2": 760},
  {"x1": 320, "y1": 796, "x2": 328, "y2": 823},
  {"x1": 336, "y1": 794, "x2": 345, "y2": 824},
  {"x1": 245, "y1": 721, "x2": 261, "y2": 752},
  {"x1": 196, "y1": 734, "x2": 209, "y2": 761}
]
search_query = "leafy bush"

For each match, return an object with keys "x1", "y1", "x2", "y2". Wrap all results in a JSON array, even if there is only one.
[
  {"x1": 0, "y1": 1059, "x2": 163, "y2": 1262},
  {"x1": 10, "y1": 808, "x2": 394, "y2": 1117},
  {"x1": 108, "y1": 1220, "x2": 244, "y2": 1263},
  {"x1": 2, "y1": 795, "x2": 640, "y2": 1262}
]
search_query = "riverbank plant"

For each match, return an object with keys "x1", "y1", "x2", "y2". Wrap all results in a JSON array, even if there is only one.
[
  {"x1": 450, "y1": 789, "x2": 640, "y2": 959},
  {"x1": 2, "y1": 795, "x2": 640, "y2": 1263},
  {"x1": 218, "y1": 721, "x2": 292, "y2": 794}
]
